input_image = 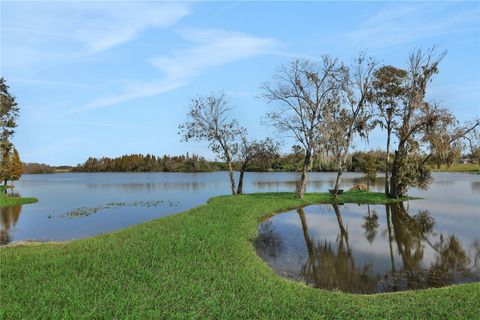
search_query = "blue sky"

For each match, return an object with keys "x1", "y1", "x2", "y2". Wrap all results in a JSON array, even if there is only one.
[{"x1": 1, "y1": 1, "x2": 479, "y2": 165}]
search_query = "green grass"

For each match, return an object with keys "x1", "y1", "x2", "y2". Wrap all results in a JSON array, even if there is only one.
[
  {"x1": 430, "y1": 163, "x2": 480, "y2": 173},
  {"x1": 1, "y1": 191, "x2": 478, "y2": 319},
  {"x1": 0, "y1": 193, "x2": 38, "y2": 208}
]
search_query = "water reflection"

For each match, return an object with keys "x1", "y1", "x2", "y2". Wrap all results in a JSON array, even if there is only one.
[
  {"x1": 298, "y1": 205, "x2": 377, "y2": 292},
  {"x1": 253, "y1": 177, "x2": 386, "y2": 192},
  {"x1": 471, "y1": 181, "x2": 480, "y2": 193},
  {"x1": 86, "y1": 181, "x2": 211, "y2": 192},
  {"x1": 1, "y1": 205, "x2": 22, "y2": 245},
  {"x1": 255, "y1": 203, "x2": 480, "y2": 294}
]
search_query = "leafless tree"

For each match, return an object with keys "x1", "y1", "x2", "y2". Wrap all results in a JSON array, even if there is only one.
[
  {"x1": 261, "y1": 57, "x2": 343, "y2": 198},
  {"x1": 179, "y1": 93, "x2": 244, "y2": 195},
  {"x1": 324, "y1": 53, "x2": 377, "y2": 197}
]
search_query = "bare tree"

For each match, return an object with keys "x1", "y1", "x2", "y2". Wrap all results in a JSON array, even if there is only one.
[
  {"x1": 179, "y1": 93, "x2": 243, "y2": 195},
  {"x1": 236, "y1": 135, "x2": 279, "y2": 194},
  {"x1": 261, "y1": 57, "x2": 343, "y2": 198},
  {"x1": 324, "y1": 53, "x2": 377, "y2": 197}
]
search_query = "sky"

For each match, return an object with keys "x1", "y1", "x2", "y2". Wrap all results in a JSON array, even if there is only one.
[{"x1": 1, "y1": 1, "x2": 479, "y2": 166}]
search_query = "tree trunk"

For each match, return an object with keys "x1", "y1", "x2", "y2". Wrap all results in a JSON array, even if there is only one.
[
  {"x1": 389, "y1": 150, "x2": 401, "y2": 198},
  {"x1": 296, "y1": 150, "x2": 313, "y2": 198},
  {"x1": 385, "y1": 126, "x2": 391, "y2": 195},
  {"x1": 332, "y1": 153, "x2": 348, "y2": 199},
  {"x1": 226, "y1": 159, "x2": 236, "y2": 195},
  {"x1": 236, "y1": 165, "x2": 246, "y2": 195}
]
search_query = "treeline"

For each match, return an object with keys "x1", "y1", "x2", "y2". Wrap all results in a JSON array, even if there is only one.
[
  {"x1": 22, "y1": 163, "x2": 72, "y2": 174},
  {"x1": 72, "y1": 151, "x2": 339, "y2": 173},
  {"x1": 24, "y1": 148, "x2": 480, "y2": 175},
  {"x1": 70, "y1": 150, "x2": 386, "y2": 173},
  {"x1": 72, "y1": 154, "x2": 225, "y2": 173}
]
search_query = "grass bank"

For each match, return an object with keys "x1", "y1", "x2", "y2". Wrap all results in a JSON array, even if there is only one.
[
  {"x1": 1, "y1": 192, "x2": 478, "y2": 319},
  {"x1": 0, "y1": 193, "x2": 38, "y2": 208},
  {"x1": 430, "y1": 163, "x2": 480, "y2": 173}
]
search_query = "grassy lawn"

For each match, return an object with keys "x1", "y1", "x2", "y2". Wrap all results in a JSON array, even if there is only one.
[
  {"x1": 430, "y1": 163, "x2": 480, "y2": 173},
  {"x1": 1, "y1": 191, "x2": 478, "y2": 319},
  {"x1": 0, "y1": 193, "x2": 38, "y2": 208}
]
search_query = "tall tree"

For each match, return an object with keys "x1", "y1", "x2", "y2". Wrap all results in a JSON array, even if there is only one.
[
  {"x1": 389, "y1": 48, "x2": 479, "y2": 197},
  {"x1": 262, "y1": 57, "x2": 343, "y2": 198},
  {"x1": 0, "y1": 78, "x2": 20, "y2": 191},
  {"x1": 179, "y1": 93, "x2": 243, "y2": 195},
  {"x1": 324, "y1": 53, "x2": 377, "y2": 196},
  {"x1": 10, "y1": 148, "x2": 23, "y2": 183},
  {"x1": 236, "y1": 136, "x2": 279, "y2": 194},
  {"x1": 0, "y1": 148, "x2": 12, "y2": 189},
  {"x1": 369, "y1": 66, "x2": 408, "y2": 194}
]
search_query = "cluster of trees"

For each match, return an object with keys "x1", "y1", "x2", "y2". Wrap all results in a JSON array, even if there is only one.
[
  {"x1": 0, "y1": 78, "x2": 23, "y2": 192},
  {"x1": 22, "y1": 163, "x2": 72, "y2": 174},
  {"x1": 181, "y1": 47, "x2": 479, "y2": 198},
  {"x1": 73, "y1": 153, "x2": 225, "y2": 173}
]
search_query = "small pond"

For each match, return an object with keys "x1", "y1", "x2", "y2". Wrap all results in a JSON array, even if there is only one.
[{"x1": 255, "y1": 201, "x2": 480, "y2": 294}]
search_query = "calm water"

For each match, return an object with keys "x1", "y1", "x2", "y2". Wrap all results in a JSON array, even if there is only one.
[
  {"x1": 1, "y1": 172, "x2": 479, "y2": 255},
  {"x1": 255, "y1": 173, "x2": 480, "y2": 293},
  {"x1": 2, "y1": 171, "x2": 376, "y2": 244}
]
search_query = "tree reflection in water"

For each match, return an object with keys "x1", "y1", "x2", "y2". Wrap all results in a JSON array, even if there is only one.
[
  {"x1": 254, "y1": 221, "x2": 283, "y2": 259},
  {"x1": 256, "y1": 202, "x2": 480, "y2": 294},
  {"x1": 0, "y1": 205, "x2": 22, "y2": 245},
  {"x1": 298, "y1": 206, "x2": 377, "y2": 293},
  {"x1": 362, "y1": 205, "x2": 379, "y2": 244}
]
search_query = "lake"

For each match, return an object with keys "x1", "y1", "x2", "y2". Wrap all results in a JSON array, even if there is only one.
[{"x1": 1, "y1": 172, "x2": 479, "y2": 252}]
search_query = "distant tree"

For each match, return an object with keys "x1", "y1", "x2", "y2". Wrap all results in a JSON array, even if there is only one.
[
  {"x1": 236, "y1": 136, "x2": 279, "y2": 194},
  {"x1": 262, "y1": 57, "x2": 343, "y2": 198},
  {"x1": 324, "y1": 53, "x2": 377, "y2": 197},
  {"x1": 22, "y1": 163, "x2": 57, "y2": 174},
  {"x1": 179, "y1": 93, "x2": 243, "y2": 195},
  {"x1": 361, "y1": 153, "x2": 378, "y2": 189},
  {"x1": 472, "y1": 147, "x2": 480, "y2": 165},
  {"x1": 291, "y1": 145, "x2": 304, "y2": 157},
  {"x1": 0, "y1": 78, "x2": 20, "y2": 191},
  {"x1": 369, "y1": 65, "x2": 408, "y2": 194}
]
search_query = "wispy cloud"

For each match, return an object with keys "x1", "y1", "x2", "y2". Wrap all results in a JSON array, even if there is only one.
[
  {"x1": 73, "y1": 28, "x2": 280, "y2": 112},
  {"x1": 2, "y1": 2, "x2": 190, "y2": 70},
  {"x1": 345, "y1": 3, "x2": 479, "y2": 49},
  {"x1": 73, "y1": 2, "x2": 190, "y2": 54},
  {"x1": 151, "y1": 28, "x2": 279, "y2": 80},
  {"x1": 70, "y1": 79, "x2": 187, "y2": 112}
]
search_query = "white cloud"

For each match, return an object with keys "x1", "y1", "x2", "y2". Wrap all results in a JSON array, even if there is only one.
[
  {"x1": 70, "y1": 79, "x2": 186, "y2": 112},
  {"x1": 73, "y1": 28, "x2": 280, "y2": 112},
  {"x1": 2, "y1": 2, "x2": 190, "y2": 69},
  {"x1": 151, "y1": 28, "x2": 279, "y2": 80},
  {"x1": 72, "y1": 3, "x2": 190, "y2": 54},
  {"x1": 345, "y1": 3, "x2": 480, "y2": 49}
]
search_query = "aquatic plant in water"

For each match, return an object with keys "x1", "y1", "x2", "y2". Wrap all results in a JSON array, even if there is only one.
[{"x1": 60, "y1": 200, "x2": 179, "y2": 218}]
